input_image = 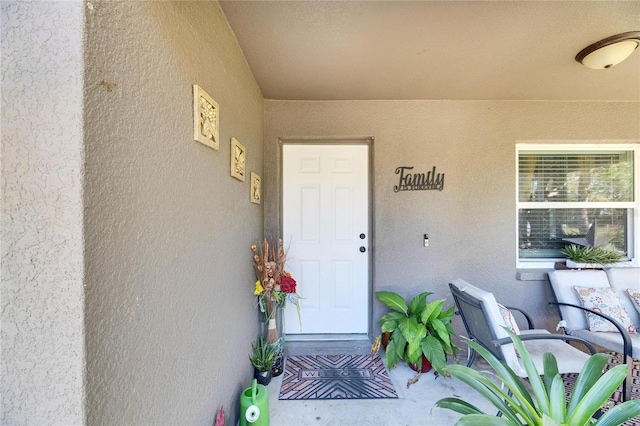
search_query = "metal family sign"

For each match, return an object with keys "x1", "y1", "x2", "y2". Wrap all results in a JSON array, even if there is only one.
[{"x1": 394, "y1": 166, "x2": 445, "y2": 192}]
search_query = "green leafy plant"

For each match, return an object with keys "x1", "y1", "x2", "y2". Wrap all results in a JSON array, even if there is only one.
[
  {"x1": 249, "y1": 336, "x2": 276, "y2": 372},
  {"x1": 562, "y1": 244, "x2": 625, "y2": 266},
  {"x1": 372, "y1": 291, "x2": 458, "y2": 376},
  {"x1": 434, "y1": 329, "x2": 640, "y2": 425}
]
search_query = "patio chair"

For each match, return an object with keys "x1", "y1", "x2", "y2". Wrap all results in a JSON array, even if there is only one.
[
  {"x1": 449, "y1": 278, "x2": 596, "y2": 380},
  {"x1": 548, "y1": 269, "x2": 640, "y2": 402}
]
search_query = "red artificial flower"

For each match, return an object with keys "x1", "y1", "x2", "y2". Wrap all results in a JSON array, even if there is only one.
[{"x1": 280, "y1": 275, "x2": 297, "y2": 293}]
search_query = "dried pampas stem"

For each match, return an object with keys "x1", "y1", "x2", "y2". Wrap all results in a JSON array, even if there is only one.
[{"x1": 406, "y1": 372, "x2": 421, "y2": 388}]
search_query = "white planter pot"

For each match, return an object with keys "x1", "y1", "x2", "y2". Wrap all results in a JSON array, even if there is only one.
[{"x1": 566, "y1": 259, "x2": 605, "y2": 269}]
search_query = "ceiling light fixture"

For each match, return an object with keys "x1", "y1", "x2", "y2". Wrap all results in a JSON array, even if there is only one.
[{"x1": 575, "y1": 31, "x2": 640, "y2": 69}]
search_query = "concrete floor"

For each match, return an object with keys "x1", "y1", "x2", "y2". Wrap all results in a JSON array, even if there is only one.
[{"x1": 261, "y1": 340, "x2": 497, "y2": 426}]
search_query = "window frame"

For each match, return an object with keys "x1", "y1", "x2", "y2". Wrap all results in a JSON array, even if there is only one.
[{"x1": 515, "y1": 142, "x2": 640, "y2": 269}]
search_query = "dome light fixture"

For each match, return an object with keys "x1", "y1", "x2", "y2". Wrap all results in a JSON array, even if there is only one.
[{"x1": 575, "y1": 31, "x2": 640, "y2": 69}]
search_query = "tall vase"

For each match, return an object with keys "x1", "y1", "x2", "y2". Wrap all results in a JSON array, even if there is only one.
[{"x1": 261, "y1": 305, "x2": 285, "y2": 376}]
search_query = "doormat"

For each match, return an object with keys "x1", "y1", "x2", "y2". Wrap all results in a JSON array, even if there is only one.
[
  {"x1": 279, "y1": 354, "x2": 398, "y2": 400},
  {"x1": 561, "y1": 353, "x2": 640, "y2": 425}
]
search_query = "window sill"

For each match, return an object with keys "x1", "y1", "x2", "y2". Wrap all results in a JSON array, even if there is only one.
[
  {"x1": 516, "y1": 268, "x2": 553, "y2": 281},
  {"x1": 516, "y1": 260, "x2": 639, "y2": 281}
]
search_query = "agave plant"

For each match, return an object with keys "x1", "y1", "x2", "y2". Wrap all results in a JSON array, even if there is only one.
[
  {"x1": 371, "y1": 291, "x2": 458, "y2": 376},
  {"x1": 561, "y1": 244, "x2": 625, "y2": 266},
  {"x1": 434, "y1": 330, "x2": 640, "y2": 425},
  {"x1": 249, "y1": 336, "x2": 276, "y2": 372}
]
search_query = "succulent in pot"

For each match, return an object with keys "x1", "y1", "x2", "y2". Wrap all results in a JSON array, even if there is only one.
[
  {"x1": 562, "y1": 244, "x2": 625, "y2": 268},
  {"x1": 249, "y1": 336, "x2": 276, "y2": 386},
  {"x1": 561, "y1": 223, "x2": 626, "y2": 268}
]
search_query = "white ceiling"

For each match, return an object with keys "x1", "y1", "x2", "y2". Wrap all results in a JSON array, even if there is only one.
[{"x1": 219, "y1": 0, "x2": 640, "y2": 101}]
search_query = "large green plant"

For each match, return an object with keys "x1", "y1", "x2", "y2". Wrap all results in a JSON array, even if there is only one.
[
  {"x1": 372, "y1": 291, "x2": 458, "y2": 375},
  {"x1": 434, "y1": 330, "x2": 640, "y2": 425}
]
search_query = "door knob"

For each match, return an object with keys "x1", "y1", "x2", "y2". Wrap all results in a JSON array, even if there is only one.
[
  {"x1": 359, "y1": 246, "x2": 366, "y2": 253},
  {"x1": 359, "y1": 233, "x2": 366, "y2": 239}
]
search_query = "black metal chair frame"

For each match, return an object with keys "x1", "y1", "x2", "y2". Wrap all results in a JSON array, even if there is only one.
[{"x1": 549, "y1": 298, "x2": 634, "y2": 402}]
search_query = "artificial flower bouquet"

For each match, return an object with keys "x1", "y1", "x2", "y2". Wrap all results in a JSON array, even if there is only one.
[{"x1": 251, "y1": 238, "x2": 302, "y2": 344}]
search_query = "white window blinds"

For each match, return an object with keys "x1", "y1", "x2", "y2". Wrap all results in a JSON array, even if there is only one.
[
  {"x1": 518, "y1": 151, "x2": 633, "y2": 204},
  {"x1": 517, "y1": 147, "x2": 636, "y2": 261}
]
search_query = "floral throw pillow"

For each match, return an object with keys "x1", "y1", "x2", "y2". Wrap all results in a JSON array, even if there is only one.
[
  {"x1": 627, "y1": 289, "x2": 640, "y2": 315},
  {"x1": 497, "y1": 303, "x2": 521, "y2": 335},
  {"x1": 573, "y1": 286, "x2": 637, "y2": 333}
]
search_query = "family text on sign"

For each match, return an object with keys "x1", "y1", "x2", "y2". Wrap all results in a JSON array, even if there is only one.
[{"x1": 394, "y1": 166, "x2": 445, "y2": 192}]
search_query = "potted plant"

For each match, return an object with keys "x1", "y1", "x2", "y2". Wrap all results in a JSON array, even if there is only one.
[
  {"x1": 561, "y1": 223, "x2": 626, "y2": 269},
  {"x1": 434, "y1": 330, "x2": 640, "y2": 425},
  {"x1": 249, "y1": 336, "x2": 276, "y2": 386},
  {"x1": 371, "y1": 291, "x2": 458, "y2": 383},
  {"x1": 562, "y1": 244, "x2": 625, "y2": 269},
  {"x1": 251, "y1": 238, "x2": 302, "y2": 376}
]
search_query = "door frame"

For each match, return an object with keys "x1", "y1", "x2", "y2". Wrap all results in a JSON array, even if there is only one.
[{"x1": 277, "y1": 137, "x2": 375, "y2": 341}]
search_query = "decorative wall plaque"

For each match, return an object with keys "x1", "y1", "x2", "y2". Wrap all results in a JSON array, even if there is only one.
[
  {"x1": 394, "y1": 166, "x2": 445, "y2": 192},
  {"x1": 230, "y1": 137, "x2": 246, "y2": 181},
  {"x1": 193, "y1": 84, "x2": 219, "y2": 150},
  {"x1": 250, "y1": 172, "x2": 261, "y2": 204}
]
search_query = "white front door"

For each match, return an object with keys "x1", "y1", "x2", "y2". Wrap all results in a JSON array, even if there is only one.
[{"x1": 282, "y1": 143, "x2": 369, "y2": 335}]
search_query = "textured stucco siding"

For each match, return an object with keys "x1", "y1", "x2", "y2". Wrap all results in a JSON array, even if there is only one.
[
  {"x1": 84, "y1": 2, "x2": 263, "y2": 425},
  {"x1": 265, "y1": 100, "x2": 640, "y2": 334},
  {"x1": 1, "y1": 1, "x2": 86, "y2": 424}
]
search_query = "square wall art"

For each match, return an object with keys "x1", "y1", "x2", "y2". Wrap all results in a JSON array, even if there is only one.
[{"x1": 193, "y1": 84, "x2": 219, "y2": 150}]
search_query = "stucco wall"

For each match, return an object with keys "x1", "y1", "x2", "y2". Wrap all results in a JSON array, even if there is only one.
[
  {"x1": 84, "y1": 2, "x2": 263, "y2": 424},
  {"x1": 264, "y1": 100, "x2": 640, "y2": 333},
  {"x1": 1, "y1": 1, "x2": 85, "y2": 424}
]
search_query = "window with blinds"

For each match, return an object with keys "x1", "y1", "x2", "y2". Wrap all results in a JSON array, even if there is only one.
[{"x1": 516, "y1": 145, "x2": 637, "y2": 262}]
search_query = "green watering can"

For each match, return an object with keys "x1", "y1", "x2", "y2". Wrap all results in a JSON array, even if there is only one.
[{"x1": 239, "y1": 379, "x2": 269, "y2": 426}]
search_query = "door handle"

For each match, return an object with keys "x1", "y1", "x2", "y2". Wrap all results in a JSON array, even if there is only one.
[
  {"x1": 359, "y1": 246, "x2": 366, "y2": 253},
  {"x1": 359, "y1": 233, "x2": 366, "y2": 239}
]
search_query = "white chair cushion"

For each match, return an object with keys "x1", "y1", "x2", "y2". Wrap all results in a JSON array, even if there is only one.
[
  {"x1": 573, "y1": 286, "x2": 636, "y2": 333},
  {"x1": 451, "y1": 279, "x2": 523, "y2": 376},
  {"x1": 518, "y1": 329, "x2": 591, "y2": 376},
  {"x1": 570, "y1": 328, "x2": 640, "y2": 359},
  {"x1": 548, "y1": 270, "x2": 610, "y2": 331},
  {"x1": 606, "y1": 268, "x2": 640, "y2": 328}
]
